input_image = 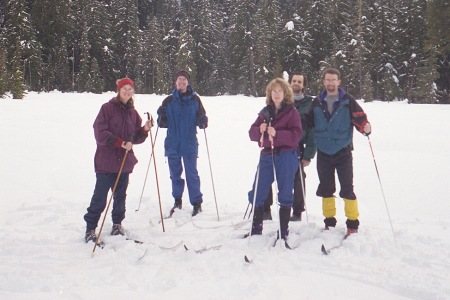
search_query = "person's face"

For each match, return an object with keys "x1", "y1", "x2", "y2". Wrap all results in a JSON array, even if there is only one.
[
  {"x1": 323, "y1": 73, "x2": 341, "y2": 95},
  {"x1": 271, "y1": 84, "x2": 284, "y2": 106},
  {"x1": 119, "y1": 84, "x2": 134, "y2": 103},
  {"x1": 290, "y1": 75, "x2": 304, "y2": 95},
  {"x1": 175, "y1": 76, "x2": 189, "y2": 92}
]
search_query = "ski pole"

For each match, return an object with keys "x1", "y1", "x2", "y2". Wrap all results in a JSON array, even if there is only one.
[
  {"x1": 367, "y1": 135, "x2": 396, "y2": 242},
  {"x1": 246, "y1": 157, "x2": 261, "y2": 242},
  {"x1": 243, "y1": 203, "x2": 250, "y2": 219},
  {"x1": 92, "y1": 150, "x2": 129, "y2": 255},
  {"x1": 268, "y1": 121, "x2": 282, "y2": 248},
  {"x1": 243, "y1": 203, "x2": 254, "y2": 220},
  {"x1": 135, "y1": 126, "x2": 159, "y2": 212},
  {"x1": 146, "y1": 113, "x2": 165, "y2": 233},
  {"x1": 203, "y1": 129, "x2": 220, "y2": 222},
  {"x1": 298, "y1": 160, "x2": 309, "y2": 224},
  {"x1": 245, "y1": 126, "x2": 267, "y2": 220}
]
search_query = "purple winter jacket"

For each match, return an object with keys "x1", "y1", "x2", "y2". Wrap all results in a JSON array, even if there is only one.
[
  {"x1": 249, "y1": 103, "x2": 302, "y2": 155},
  {"x1": 93, "y1": 97, "x2": 148, "y2": 173}
]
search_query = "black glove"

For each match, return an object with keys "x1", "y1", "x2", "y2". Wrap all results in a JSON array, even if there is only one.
[
  {"x1": 157, "y1": 106, "x2": 166, "y2": 116},
  {"x1": 157, "y1": 106, "x2": 168, "y2": 128},
  {"x1": 199, "y1": 115, "x2": 208, "y2": 129}
]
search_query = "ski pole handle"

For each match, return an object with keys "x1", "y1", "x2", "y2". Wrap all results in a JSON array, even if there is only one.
[
  {"x1": 269, "y1": 121, "x2": 274, "y2": 149},
  {"x1": 145, "y1": 112, "x2": 154, "y2": 129},
  {"x1": 259, "y1": 132, "x2": 264, "y2": 148}
]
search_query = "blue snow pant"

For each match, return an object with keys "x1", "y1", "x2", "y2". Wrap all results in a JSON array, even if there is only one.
[
  {"x1": 248, "y1": 150, "x2": 298, "y2": 209},
  {"x1": 84, "y1": 173, "x2": 130, "y2": 231},
  {"x1": 168, "y1": 155, "x2": 203, "y2": 205}
]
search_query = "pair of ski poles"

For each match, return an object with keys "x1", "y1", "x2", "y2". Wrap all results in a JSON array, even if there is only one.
[
  {"x1": 244, "y1": 131, "x2": 396, "y2": 242},
  {"x1": 92, "y1": 113, "x2": 160, "y2": 255},
  {"x1": 245, "y1": 122, "x2": 284, "y2": 247},
  {"x1": 134, "y1": 115, "x2": 220, "y2": 221}
]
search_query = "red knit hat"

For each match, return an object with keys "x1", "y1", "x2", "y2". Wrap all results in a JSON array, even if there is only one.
[{"x1": 116, "y1": 78, "x2": 134, "y2": 91}]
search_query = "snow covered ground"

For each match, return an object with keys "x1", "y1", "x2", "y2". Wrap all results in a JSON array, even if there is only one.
[{"x1": 1, "y1": 91, "x2": 449, "y2": 300}]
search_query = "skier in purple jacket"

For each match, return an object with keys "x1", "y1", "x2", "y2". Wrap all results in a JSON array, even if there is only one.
[
  {"x1": 248, "y1": 78, "x2": 302, "y2": 240},
  {"x1": 84, "y1": 78, "x2": 152, "y2": 244}
]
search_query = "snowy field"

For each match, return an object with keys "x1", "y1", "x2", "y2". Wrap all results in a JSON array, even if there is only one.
[{"x1": 1, "y1": 91, "x2": 449, "y2": 300}]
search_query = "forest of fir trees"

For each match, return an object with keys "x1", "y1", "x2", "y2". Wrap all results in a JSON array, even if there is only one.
[{"x1": 0, "y1": 0, "x2": 448, "y2": 103}]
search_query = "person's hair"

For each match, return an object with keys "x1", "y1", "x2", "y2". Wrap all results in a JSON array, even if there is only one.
[
  {"x1": 288, "y1": 71, "x2": 308, "y2": 92},
  {"x1": 322, "y1": 68, "x2": 341, "y2": 80},
  {"x1": 265, "y1": 78, "x2": 294, "y2": 105}
]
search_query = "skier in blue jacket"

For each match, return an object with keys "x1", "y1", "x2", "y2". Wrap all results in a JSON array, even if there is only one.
[{"x1": 157, "y1": 70, "x2": 208, "y2": 217}]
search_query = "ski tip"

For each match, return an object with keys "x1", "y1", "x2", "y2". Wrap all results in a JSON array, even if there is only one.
[
  {"x1": 183, "y1": 244, "x2": 189, "y2": 251},
  {"x1": 321, "y1": 244, "x2": 329, "y2": 255},
  {"x1": 284, "y1": 240, "x2": 293, "y2": 250},
  {"x1": 244, "y1": 255, "x2": 253, "y2": 263}
]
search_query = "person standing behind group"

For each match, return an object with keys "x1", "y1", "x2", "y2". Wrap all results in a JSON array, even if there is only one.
[
  {"x1": 157, "y1": 69, "x2": 208, "y2": 217},
  {"x1": 263, "y1": 71, "x2": 317, "y2": 222},
  {"x1": 84, "y1": 78, "x2": 152, "y2": 244},
  {"x1": 248, "y1": 78, "x2": 302, "y2": 240},
  {"x1": 306, "y1": 68, "x2": 371, "y2": 235}
]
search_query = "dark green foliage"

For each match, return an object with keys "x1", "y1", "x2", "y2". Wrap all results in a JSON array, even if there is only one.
[
  {"x1": 11, "y1": 41, "x2": 26, "y2": 99},
  {"x1": 87, "y1": 57, "x2": 103, "y2": 94},
  {"x1": 0, "y1": 46, "x2": 8, "y2": 98},
  {"x1": 0, "y1": 0, "x2": 446, "y2": 102}
]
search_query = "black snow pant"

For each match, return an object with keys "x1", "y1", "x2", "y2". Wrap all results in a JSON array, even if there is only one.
[{"x1": 316, "y1": 147, "x2": 356, "y2": 200}]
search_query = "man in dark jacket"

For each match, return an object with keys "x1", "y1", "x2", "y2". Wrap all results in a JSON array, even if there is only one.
[
  {"x1": 263, "y1": 71, "x2": 317, "y2": 222},
  {"x1": 157, "y1": 70, "x2": 208, "y2": 217},
  {"x1": 306, "y1": 68, "x2": 371, "y2": 235}
]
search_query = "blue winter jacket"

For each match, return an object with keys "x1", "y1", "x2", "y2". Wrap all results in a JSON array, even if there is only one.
[
  {"x1": 307, "y1": 88, "x2": 368, "y2": 155},
  {"x1": 157, "y1": 85, "x2": 207, "y2": 157}
]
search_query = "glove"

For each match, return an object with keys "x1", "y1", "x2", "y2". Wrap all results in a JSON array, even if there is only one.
[
  {"x1": 199, "y1": 115, "x2": 208, "y2": 129},
  {"x1": 363, "y1": 122, "x2": 371, "y2": 136},
  {"x1": 157, "y1": 106, "x2": 166, "y2": 116},
  {"x1": 157, "y1": 106, "x2": 168, "y2": 128}
]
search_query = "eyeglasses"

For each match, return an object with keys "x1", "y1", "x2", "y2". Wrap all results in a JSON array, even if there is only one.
[
  {"x1": 121, "y1": 87, "x2": 134, "y2": 92},
  {"x1": 324, "y1": 79, "x2": 338, "y2": 83}
]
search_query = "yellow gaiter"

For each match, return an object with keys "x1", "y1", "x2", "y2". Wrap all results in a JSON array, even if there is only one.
[
  {"x1": 344, "y1": 198, "x2": 359, "y2": 220},
  {"x1": 322, "y1": 197, "x2": 336, "y2": 218}
]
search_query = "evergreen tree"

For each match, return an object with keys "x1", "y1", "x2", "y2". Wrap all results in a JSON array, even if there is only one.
[
  {"x1": 176, "y1": 26, "x2": 196, "y2": 87},
  {"x1": 228, "y1": 0, "x2": 258, "y2": 95},
  {"x1": 4, "y1": 0, "x2": 42, "y2": 91},
  {"x1": 186, "y1": 0, "x2": 222, "y2": 95},
  {"x1": 159, "y1": 0, "x2": 182, "y2": 93},
  {"x1": 11, "y1": 41, "x2": 26, "y2": 99},
  {"x1": 210, "y1": 0, "x2": 233, "y2": 95},
  {"x1": 395, "y1": 0, "x2": 430, "y2": 103},
  {"x1": 279, "y1": 9, "x2": 313, "y2": 80},
  {"x1": 32, "y1": 0, "x2": 71, "y2": 51},
  {"x1": 82, "y1": 0, "x2": 115, "y2": 91},
  {"x1": 425, "y1": 0, "x2": 450, "y2": 103},
  {"x1": 0, "y1": 45, "x2": 8, "y2": 98},
  {"x1": 77, "y1": 23, "x2": 91, "y2": 92},
  {"x1": 410, "y1": 53, "x2": 438, "y2": 103},
  {"x1": 110, "y1": 0, "x2": 141, "y2": 81},
  {"x1": 87, "y1": 57, "x2": 102, "y2": 94},
  {"x1": 140, "y1": 17, "x2": 165, "y2": 94},
  {"x1": 254, "y1": 0, "x2": 282, "y2": 96},
  {"x1": 328, "y1": 0, "x2": 363, "y2": 97},
  {"x1": 304, "y1": 0, "x2": 334, "y2": 93},
  {"x1": 52, "y1": 37, "x2": 71, "y2": 92},
  {"x1": 365, "y1": 0, "x2": 399, "y2": 101}
]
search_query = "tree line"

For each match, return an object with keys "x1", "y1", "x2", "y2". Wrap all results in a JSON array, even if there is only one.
[{"x1": 0, "y1": 0, "x2": 448, "y2": 103}]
